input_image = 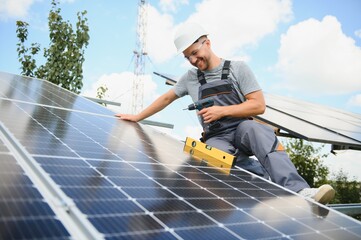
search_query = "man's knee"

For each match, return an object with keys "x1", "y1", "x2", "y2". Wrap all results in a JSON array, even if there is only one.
[
  {"x1": 234, "y1": 120, "x2": 277, "y2": 157},
  {"x1": 236, "y1": 119, "x2": 254, "y2": 132},
  {"x1": 235, "y1": 120, "x2": 261, "y2": 144}
]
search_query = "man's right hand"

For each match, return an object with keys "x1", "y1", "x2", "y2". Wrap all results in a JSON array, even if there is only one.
[
  {"x1": 114, "y1": 113, "x2": 140, "y2": 122},
  {"x1": 114, "y1": 89, "x2": 178, "y2": 123}
]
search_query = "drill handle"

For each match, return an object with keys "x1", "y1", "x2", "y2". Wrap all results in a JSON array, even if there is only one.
[{"x1": 198, "y1": 98, "x2": 214, "y2": 110}]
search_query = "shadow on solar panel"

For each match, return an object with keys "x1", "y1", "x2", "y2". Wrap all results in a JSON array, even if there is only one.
[{"x1": 1, "y1": 72, "x2": 361, "y2": 239}]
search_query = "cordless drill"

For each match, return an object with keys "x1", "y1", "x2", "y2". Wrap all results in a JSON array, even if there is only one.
[
  {"x1": 183, "y1": 98, "x2": 214, "y2": 111},
  {"x1": 184, "y1": 98, "x2": 220, "y2": 132}
]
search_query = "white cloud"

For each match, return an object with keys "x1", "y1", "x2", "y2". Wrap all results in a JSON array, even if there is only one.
[
  {"x1": 324, "y1": 149, "x2": 361, "y2": 181},
  {"x1": 146, "y1": 5, "x2": 177, "y2": 63},
  {"x1": 147, "y1": 0, "x2": 293, "y2": 63},
  {"x1": 0, "y1": 0, "x2": 77, "y2": 21},
  {"x1": 185, "y1": 0, "x2": 293, "y2": 58},
  {"x1": 275, "y1": 15, "x2": 361, "y2": 95},
  {"x1": 355, "y1": 29, "x2": 361, "y2": 39},
  {"x1": 0, "y1": 0, "x2": 34, "y2": 20},
  {"x1": 159, "y1": 0, "x2": 189, "y2": 13},
  {"x1": 82, "y1": 72, "x2": 158, "y2": 114},
  {"x1": 347, "y1": 94, "x2": 361, "y2": 107}
]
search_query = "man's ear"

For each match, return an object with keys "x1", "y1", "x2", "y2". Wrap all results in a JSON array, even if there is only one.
[{"x1": 204, "y1": 38, "x2": 211, "y2": 48}]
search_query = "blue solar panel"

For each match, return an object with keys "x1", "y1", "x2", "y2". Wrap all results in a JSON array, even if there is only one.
[
  {"x1": 1, "y1": 72, "x2": 361, "y2": 239},
  {"x1": 0, "y1": 139, "x2": 70, "y2": 239},
  {"x1": 0, "y1": 71, "x2": 112, "y2": 115},
  {"x1": 262, "y1": 94, "x2": 361, "y2": 148}
]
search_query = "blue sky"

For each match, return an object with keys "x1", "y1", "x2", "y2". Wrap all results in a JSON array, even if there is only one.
[{"x1": 1, "y1": 0, "x2": 361, "y2": 180}]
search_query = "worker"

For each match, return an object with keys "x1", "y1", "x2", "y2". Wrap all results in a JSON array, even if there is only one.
[{"x1": 115, "y1": 22, "x2": 335, "y2": 204}]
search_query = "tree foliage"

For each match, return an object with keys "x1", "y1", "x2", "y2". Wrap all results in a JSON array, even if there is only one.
[
  {"x1": 96, "y1": 84, "x2": 108, "y2": 107},
  {"x1": 330, "y1": 170, "x2": 361, "y2": 220},
  {"x1": 330, "y1": 169, "x2": 360, "y2": 204},
  {"x1": 285, "y1": 138, "x2": 360, "y2": 209},
  {"x1": 16, "y1": 21, "x2": 40, "y2": 77},
  {"x1": 285, "y1": 138, "x2": 329, "y2": 187},
  {"x1": 16, "y1": 0, "x2": 89, "y2": 94}
]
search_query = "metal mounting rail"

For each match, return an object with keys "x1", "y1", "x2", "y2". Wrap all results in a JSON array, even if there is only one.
[
  {"x1": 328, "y1": 203, "x2": 361, "y2": 217},
  {"x1": 84, "y1": 96, "x2": 121, "y2": 106}
]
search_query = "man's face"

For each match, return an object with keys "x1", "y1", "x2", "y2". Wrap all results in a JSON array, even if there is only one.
[{"x1": 183, "y1": 38, "x2": 209, "y2": 71}]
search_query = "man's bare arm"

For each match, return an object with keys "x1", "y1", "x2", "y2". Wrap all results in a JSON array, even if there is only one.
[{"x1": 115, "y1": 89, "x2": 179, "y2": 122}]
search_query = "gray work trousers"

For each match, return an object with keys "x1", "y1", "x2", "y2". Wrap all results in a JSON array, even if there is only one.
[{"x1": 205, "y1": 119, "x2": 309, "y2": 192}]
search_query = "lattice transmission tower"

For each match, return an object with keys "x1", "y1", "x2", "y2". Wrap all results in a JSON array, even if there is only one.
[{"x1": 131, "y1": 0, "x2": 148, "y2": 114}]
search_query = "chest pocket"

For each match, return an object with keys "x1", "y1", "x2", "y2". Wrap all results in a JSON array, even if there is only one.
[{"x1": 200, "y1": 82, "x2": 233, "y2": 99}]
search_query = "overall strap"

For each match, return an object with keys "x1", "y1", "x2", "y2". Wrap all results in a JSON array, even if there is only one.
[
  {"x1": 197, "y1": 60, "x2": 231, "y2": 85},
  {"x1": 221, "y1": 60, "x2": 231, "y2": 80},
  {"x1": 197, "y1": 69, "x2": 206, "y2": 85}
]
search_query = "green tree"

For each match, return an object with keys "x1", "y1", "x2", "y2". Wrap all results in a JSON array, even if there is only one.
[
  {"x1": 16, "y1": 21, "x2": 40, "y2": 77},
  {"x1": 285, "y1": 138, "x2": 360, "y2": 221},
  {"x1": 330, "y1": 169, "x2": 361, "y2": 221},
  {"x1": 16, "y1": 0, "x2": 89, "y2": 94},
  {"x1": 285, "y1": 138, "x2": 329, "y2": 187},
  {"x1": 96, "y1": 84, "x2": 108, "y2": 107},
  {"x1": 330, "y1": 169, "x2": 360, "y2": 204}
]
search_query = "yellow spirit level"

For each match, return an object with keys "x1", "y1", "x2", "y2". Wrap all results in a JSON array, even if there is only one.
[{"x1": 183, "y1": 137, "x2": 235, "y2": 174}]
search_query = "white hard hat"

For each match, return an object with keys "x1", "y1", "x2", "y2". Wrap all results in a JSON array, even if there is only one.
[{"x1": 174, "y1": 22, "x2": 208, "y2": 54}]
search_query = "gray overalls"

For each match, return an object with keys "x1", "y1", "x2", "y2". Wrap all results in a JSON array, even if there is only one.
[{"x1": 197, "y1": 60, "x2": 309, "y2": 192}]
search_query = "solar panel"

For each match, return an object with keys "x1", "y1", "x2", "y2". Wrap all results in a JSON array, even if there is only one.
[
  {"x1": 1, "y1": 71, "x2": 361, "y2": 239},
  {"x1": 0, "y1": 71, "x2": 112, "y2": 116},
  {"x1": 0, "y1": 134, "x2": 71, "y2": 239},
  {"x1": 153, "y1": 71, "x2": 361, "y2": 151},
  {"x1": 260, "y1": 94, "x2": 361, "y2": 149}
]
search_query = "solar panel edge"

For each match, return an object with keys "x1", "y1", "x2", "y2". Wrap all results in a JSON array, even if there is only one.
[
  {"x1": 266, "y1": 105, "x2": 361, "y2": 146},
  {"x1": 0, "y1": 70, "x2": 79, "y2": 100},
  {"x1": 265, "y1": 92, "x2": 361, "y2": 121},
  {"x1": 0, "y1": 96, "x2": 117, "y2": 121},
  {"x1": 0, "y1": 71, "x2": 115, "y2": 118},
  {"x1": 0, "y1": 122, "x2": 104, "y2": 240},
  {"x1": 256, "y1": 112, "x2": 361, "y2": 149}
]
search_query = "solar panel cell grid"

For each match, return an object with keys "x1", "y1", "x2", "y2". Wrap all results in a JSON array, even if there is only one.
[
  {"x1": 1, "y1": 72, "x2": 361, "y2": 239},
  {"x1": 265, "y1": 94, "x2": 361, "y2": 146},
  {"x1": 0, "y1": 152, "x2": 70, "y2": 239},
  {"x1": 0, "y1": 72, "x2": 112, "y2": 115}
]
